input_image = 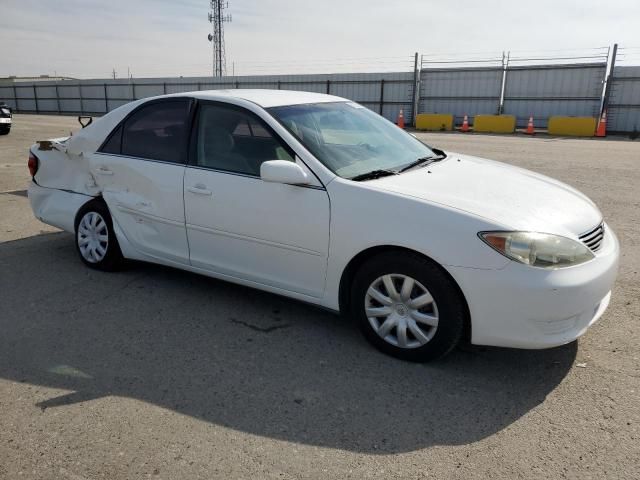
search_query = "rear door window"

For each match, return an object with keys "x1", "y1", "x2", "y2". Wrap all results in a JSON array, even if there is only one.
[
  {"x1": 118, "y1": 100, "x2": 191, "y2": 163},
  {"x1": 100, "y1": 125, "x2": 122, "y2": 154}
]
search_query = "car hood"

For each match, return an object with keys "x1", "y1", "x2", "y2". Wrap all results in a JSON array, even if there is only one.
[{"x1": 370, "y1": 152, "x2": 602, "y2": 236}]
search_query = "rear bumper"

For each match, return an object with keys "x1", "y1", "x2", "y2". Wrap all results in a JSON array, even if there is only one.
[
  {"x1": 448, "y1": 224, "x2": 620, "y2": 349},
  {"x1": 28, "y1": 181, "x2": 93, "y2": 233}
]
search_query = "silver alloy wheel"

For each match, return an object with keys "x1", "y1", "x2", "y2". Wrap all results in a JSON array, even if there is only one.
[
  {"x1": 364, "y1": 274, "x2": 439, "y2": 349},
  {"x1": 77, "y1": 211, "x2": 109, "y2": 263}
]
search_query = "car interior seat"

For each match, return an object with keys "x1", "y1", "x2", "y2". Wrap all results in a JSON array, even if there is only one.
[{"x1": 199, "y1": 113, "x2": 255, "y2": 174}]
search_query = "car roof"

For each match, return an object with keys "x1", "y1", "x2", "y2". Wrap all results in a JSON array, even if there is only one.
[
  {"x1": 175, "y1": 89, "x2": 347, "y2": 108},
  {"x1": 64, "y1": 89, "x2": 349, "y2": 156}
]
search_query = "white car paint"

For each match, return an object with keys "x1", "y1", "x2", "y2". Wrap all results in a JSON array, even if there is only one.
[
  {"x1": 89, "y1": 152, "x2": 190, "y2": 265},
  {"x1": 183, "y1": 165, "x2": 330, "y2": 297},
  {"x1": 29, "y1": 184, "x2": 93, "y2": 233},
  {"x1": 370, "y1": 153, "x2": 602, "y2": 236},
  {"x1": 28, "y1": 89, "x2": 619, "y2": 350}
]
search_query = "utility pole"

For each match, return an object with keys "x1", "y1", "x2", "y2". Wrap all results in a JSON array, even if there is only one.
[
  {"x1": 411, "y1": 52, "x2": 420, "y2": 126},
  {"x1": 112, "y1": 68, "x2": 117, "y2": 79},
  {"x1": 601, "y1": 43, "x2": 618, "y2": 117},
  {"x1": 207, "y1": 1, "x2": 232, "y2": 77}
]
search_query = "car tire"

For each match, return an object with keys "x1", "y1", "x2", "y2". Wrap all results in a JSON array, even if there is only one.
[
  {"x1": 351, "y1": 251, "x2": 466, "y2": 362},
  {"x1": 0, "y1": 127, "x2": 9, "y2": 135},
  {"x1": 74, "y1": 199, "x2": 124, "y2": 271}
]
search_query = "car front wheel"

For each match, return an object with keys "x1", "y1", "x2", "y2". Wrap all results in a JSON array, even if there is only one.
[
  {"x1": 351, "y1": 251, "x2": 466, "y2": 362},
  {"x1": 74, "y1": 200, "x2": 124, "y2": 271}
]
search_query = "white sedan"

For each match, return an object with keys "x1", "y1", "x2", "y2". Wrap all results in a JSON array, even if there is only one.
[{"x1": 27, "y1": 90, "x2": 619, "y2": 361}]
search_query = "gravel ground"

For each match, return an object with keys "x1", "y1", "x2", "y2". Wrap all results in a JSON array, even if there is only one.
[{"x1": 1, "y1": 115, "x2": 639, "y2": 479}]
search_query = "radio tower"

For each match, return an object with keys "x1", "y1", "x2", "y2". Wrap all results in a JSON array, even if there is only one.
[{"x1": 208, "y1": 1, "x2": 232, "y2": 77}]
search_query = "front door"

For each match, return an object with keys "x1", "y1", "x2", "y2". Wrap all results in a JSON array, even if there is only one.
[{"x1": 184, "y1": 102, "x2": 330, "y2": 297}]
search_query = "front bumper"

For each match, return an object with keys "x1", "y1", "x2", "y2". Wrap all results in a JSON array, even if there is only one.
[{"x1": 448, "y1": 224, "x2": 620, "y2": 349}]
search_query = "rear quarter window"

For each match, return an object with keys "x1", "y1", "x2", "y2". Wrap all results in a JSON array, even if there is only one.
[
  {"x1": 99, "y1": 100, "x2": 191, "y2": 163},
  {"x1": 100, "y1": 125, "x2": 122, "y2": 154}
]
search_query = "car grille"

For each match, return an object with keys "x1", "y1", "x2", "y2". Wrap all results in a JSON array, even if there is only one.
[{"x1": 579, "y1": 223, "x2": 605, "y2": 252}]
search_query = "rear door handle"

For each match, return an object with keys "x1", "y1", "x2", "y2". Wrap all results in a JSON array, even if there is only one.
[
  {"x1": 187, "y1": 184, "x2": 212, "y2": 196},
  {"x1": 95, "y1": 166, "x2": 113, "y2": 176}
]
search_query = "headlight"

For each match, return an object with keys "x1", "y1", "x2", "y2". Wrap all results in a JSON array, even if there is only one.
[
  {"x1": 0, "y1": 108, "x2": 10, "y2": 115},
  {"x1": 479, "y1": 231, "x2": 594, "y2": 268}
]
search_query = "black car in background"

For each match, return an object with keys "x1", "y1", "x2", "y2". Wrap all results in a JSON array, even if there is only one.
[{"x1": 0, "y1": 103, "x2": 12, "y2": 135}]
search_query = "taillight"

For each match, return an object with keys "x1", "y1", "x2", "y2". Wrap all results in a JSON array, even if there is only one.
[{"x1": 28, "y1": 151, "x2": 39, "y2": 177}]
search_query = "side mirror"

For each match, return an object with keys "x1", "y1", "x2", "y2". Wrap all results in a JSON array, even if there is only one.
[{"x1": 260, "y1": 160, "x2": 310, "y2": 185}]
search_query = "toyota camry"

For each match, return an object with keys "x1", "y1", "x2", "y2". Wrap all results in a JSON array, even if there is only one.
[{"x1": 27, "y1": 90, "x2": 619, "y2": 361}]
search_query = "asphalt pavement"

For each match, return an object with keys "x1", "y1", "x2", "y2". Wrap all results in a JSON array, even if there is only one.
[{"x1": 1, "y1": 115, "x2": 638, "y2": 479}]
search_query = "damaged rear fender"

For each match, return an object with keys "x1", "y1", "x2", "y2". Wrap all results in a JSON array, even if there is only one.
[{"x1": 28, "y1": 182, "x2": 96, "y2": 234}]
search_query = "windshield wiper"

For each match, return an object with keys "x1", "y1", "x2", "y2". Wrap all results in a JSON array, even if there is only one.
[
  {"x1": 397, "y1": 156, "x2": 435, "y2": 173},
  {"x1": 350, "y1": 169, "x2": 398, "y2": 182},
  {"x1": 398, "y1": 149, "x2": 447, "y2": 173}
]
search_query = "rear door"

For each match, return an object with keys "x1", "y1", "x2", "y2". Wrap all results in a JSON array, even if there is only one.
[{"x1": 89, "y1": 98, "x2": 193, "y2": 265}]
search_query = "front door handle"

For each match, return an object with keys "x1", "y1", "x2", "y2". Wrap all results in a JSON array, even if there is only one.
[
  {"x1": 187, "y1": 184, "x2": 212, "y2": 196},
  {"x1": 95, "y1": 166, "x2": 113, "y2": 176}
]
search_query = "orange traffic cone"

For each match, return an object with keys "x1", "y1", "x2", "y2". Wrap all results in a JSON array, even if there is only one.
[
  {"x1": 595, "y1": 110, "x2": 607, "y2": 137},
  {"x1": 525, "y1": 115, "x2": 535, "y2": 135},
  {"x1": 397, "y1": 109, "x2": 405, "y2": 129},
  {"x1": 461, "y1": 114, "x2": 470, "y2": 132}
]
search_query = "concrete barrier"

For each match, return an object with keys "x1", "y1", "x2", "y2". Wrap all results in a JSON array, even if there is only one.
[
  {"x1": 415, "y1": 113, "x2": 454, "y2": 131},
  {"x1": 473, "y1": 115, "x2": 516, "y2": 133},
  {"x1": 547, "y1": 116, "x2": 597, "y2": 137}
]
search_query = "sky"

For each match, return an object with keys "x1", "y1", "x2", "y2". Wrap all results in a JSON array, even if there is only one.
[{"x1": 1, "y1": 0, "x2": 639, "y2": 79}]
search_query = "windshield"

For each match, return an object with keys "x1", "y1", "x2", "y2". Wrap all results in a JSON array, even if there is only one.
[{"x1": 268, "y1": 102, "x2": 435, "y2": 179}]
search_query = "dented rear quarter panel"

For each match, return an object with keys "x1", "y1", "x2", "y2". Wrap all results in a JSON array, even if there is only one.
[
  {"x1": 28, "y1": 182, "x2": 94, "y2": 233},
  {"x1": 31, "y1": 100, "x2": 144, "y2": 195},
  {"x1": 32, "y1": 140, "x2": 96, "y2": 195}
]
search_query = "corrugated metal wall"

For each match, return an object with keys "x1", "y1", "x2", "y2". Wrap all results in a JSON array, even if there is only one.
[
  {"x1": 418, "y1": 67, "x2": 503, "y2": 125},
  {"x1": 416, "y1": 63, "x2": 611, "y2": 129},
  {"x1": 0, "y1": 71, "x2": 414, "y2": 124},
  {"x1": 3, "y1": 62, "x2": 638, "y2": 132},
  {"x1": 502, "y1": 63, "x2": 606, "y2": 128},
  {"x1": 608, "y1": 66, "x2": 640, "y2": 133}
]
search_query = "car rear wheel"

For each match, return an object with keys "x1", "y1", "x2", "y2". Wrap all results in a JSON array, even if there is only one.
[
  {"x1": 351, "y1": 251, "x2": 466, "y2": 362},
  {"x1": 74, "y1": 200, "x2": 124, "y2": 271},
  {"x1": 0, "y1": 126, "x2": 10, "y2": 135}
]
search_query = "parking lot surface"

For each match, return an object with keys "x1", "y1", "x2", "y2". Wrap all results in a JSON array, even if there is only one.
[{"x1": 1, "y1": 115, "x2": 639, "y2": 479}]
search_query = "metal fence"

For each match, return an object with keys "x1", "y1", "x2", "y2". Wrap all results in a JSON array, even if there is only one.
[
  {"x1": 608, "y1": 66, "x2": 640, "y2": 133},
  {"x1": 0, "y1": 71, "x2": 415, "y2": 124},
  {"x1": 1, "y1": 45, "x2": 640, "y2": 133},
  {"x1": 418, "y1": 67, "x2": 503, "y2": 126},
  {"x1": 415, "y1": 48, "x2": 611, "y2": 128},
  {"x1": 502, "y1": 63, "x2": 607, "y2": 128}
]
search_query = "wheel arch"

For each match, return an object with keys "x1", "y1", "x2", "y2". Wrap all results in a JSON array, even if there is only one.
[
  {"x1": 338, "y1": 245, "x2": 472, "y2": 342},
  {"x1": 73, "y1": 194, "x2": 106, "y2": 231}
]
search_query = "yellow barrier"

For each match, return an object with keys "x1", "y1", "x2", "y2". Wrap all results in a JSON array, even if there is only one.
[
  {"x1": 415, "y1": 113, "x2": 454, "y2": 131},
  {"x1": 473, "y1": 115, "x2": 516, "y2": 133},
  {"x1": 547, "y1": 116, "x2": 597, "y2": 137}
]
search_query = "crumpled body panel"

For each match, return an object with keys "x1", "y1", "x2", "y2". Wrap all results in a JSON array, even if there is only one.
[{"x1": 31, "y1": 100, "x2": 143, "y2": 195}]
